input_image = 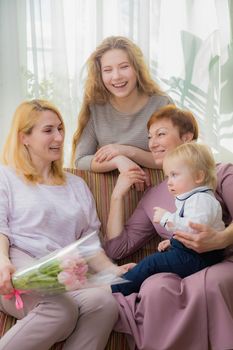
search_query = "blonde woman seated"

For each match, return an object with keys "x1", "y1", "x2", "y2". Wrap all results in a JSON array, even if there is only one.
[{"x1": 0, "y1": 99, "x2": 131, "y2": 350}]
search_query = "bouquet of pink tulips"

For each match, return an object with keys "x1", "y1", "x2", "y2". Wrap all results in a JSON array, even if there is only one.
[{"x1": 11, "y1": 232, "x2": 125, "y2": 295}]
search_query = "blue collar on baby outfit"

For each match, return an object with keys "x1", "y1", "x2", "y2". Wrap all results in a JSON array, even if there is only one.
[{"x1": 176, "y1": 186, "x2": 213, "y2": 218}]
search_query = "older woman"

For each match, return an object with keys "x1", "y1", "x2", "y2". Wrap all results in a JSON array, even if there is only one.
[{"x1": 105, "y1": 105, "x2": 233, "y2": 350}]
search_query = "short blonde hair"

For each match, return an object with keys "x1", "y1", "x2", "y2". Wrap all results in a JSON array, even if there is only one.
[
  {"x1": 163, "y1": 142, "x2": 217, "y2": 189},
  {"x1": 1, "y1": 99, "x2": 66, "y2": 184}
]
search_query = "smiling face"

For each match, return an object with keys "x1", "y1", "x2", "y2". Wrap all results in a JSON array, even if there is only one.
[
  {"x1": 100, "y1": 48, "x2": 137, "y2": 100},
  {"x1": 148, "y1": 118, "x2": 190, "y2": 168},
  {"x1": 163, "y1": 159, "x2": 201, "y2": 196},
  {"x1": 21, "y1": 110, "x2": 64, "y2": 171}
]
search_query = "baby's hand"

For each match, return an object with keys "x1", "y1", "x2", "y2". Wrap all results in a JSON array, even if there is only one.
[
  {"x1": 118, "y1": 262, "x2": 136, "y2": 275},
  {"x1": 158, "y1": 239, "x2": 171, "y2": 252},
  {"x1": 153, "y1": 207, "x2": 167, "y2": 223}
]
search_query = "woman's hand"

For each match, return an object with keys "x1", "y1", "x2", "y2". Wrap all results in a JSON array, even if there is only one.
[
  {"x1": 94, "y1": 144, "x2": 124, "y2": 163},
  {"x1": 116, "y1": 157, "x2": 150, "y2": 191},
  {"x1": 0, "y1": 256, "x2": 15, "y2": 294},
  {"x1": 173, "y1": 222, "x2": 227, "y2": 253},
  {"x1": 94, "y1": 144, "x2": 156, "y2": 169},
  {"x1": 112, "y1": 166, "x2": 150, "y2": 198}
]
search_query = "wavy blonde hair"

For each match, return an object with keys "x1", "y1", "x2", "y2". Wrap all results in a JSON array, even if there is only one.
[
  {"x1": 71, "y1": 35, "x2": 164, "y2": 165},
  {"x1": 163, "y1": 142, "x2": 217, "y2": 190},
  {"x1": 1, "y1": 99, "x2": 66, "y2": 184}
]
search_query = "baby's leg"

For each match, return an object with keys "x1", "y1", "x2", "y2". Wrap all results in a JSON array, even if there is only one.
[{"x1": 111, "y1": 250, "x2": 180, "y2": 296}]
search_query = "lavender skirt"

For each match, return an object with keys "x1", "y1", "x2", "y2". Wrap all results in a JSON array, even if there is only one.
[{"x1": 113, "y1": 258, "x2": 233, "y2": 350}]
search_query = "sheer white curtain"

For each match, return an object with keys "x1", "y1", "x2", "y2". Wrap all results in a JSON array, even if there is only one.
[{"x1": 0, "y1": 0, "x2": 232, "y2": 165}]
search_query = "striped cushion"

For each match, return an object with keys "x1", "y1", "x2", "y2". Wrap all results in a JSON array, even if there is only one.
[{"x1": 0, "y1": 168, "x2": 164, "y2": 349}]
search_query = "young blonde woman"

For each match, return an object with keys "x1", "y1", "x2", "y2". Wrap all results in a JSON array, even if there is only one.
[
  {"x1": 0, "y1": 99, "x2": 131, "y2": 350},
  {"x1": 71, "y1": 36, "x2": 172, "y2": 174}
]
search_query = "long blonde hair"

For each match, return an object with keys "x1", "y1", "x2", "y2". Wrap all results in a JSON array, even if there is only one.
[
  {"x1": 2, "y1": 99, "x2": 66, "y2": 184},
  {"x1": 71, "y1": 35, "x2": 164, "y2": 165}
]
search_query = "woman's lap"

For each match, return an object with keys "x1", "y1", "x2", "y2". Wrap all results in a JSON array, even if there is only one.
[
  {"x1": 113, "y1": 259, "x2": 233, "y2": 350},
  {"x1": 205, "y1": 258, "x2": 233, "y2": 350}
]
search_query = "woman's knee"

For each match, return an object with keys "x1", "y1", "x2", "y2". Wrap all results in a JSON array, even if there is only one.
[
  {"x1": 140, "y1": 273, "x2": 181, "y2": 296},
  {"x1": 93, "y1": 289, "x2": 119, "y2": 324},
  {"x1": 76, "y1": 288, "x2": 118, "y2": 321},
  {"x1": 35, "y1": 295, "x2": 78, "y2": 339},
  {"x1": 99, "y1": 289, "x2": 119, "y2": 313},
  {"x1": 205, "y1": 260, "x2": 233, "y2": 300}
]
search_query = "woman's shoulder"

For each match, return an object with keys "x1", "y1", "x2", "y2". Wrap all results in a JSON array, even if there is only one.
[
  {"x1": 64, "y1": 171, "x2": 87, "y2": 187},
  {"x1": 64, "y1": 171, "x2": 94, "y2": 204},
  {"x1": 0, "y1": 164, "x2": 10, "y2": 173},
  {"x1": 0, "y1": 164, "x2": 16, "y2": 180},
  {"x1": 127, "y1": 93, "x2": 173, "y2": 119},
  {"x1": 0, "y1": 165, "x2": 22, "y2": 191},
  {"x1": 216, "y1": 163, "x2": 233, "y2": 178},
  {"x1": 150, "y1": 93, "x2": 174, "y2": 105},
  {"x1": 216, "y1": 163, "x2": 233, "y2": 196}
]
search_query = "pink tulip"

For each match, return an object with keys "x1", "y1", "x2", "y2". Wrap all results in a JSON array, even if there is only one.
[{"x1": 58, "y1": 256, "x2": 89, "y2": 290}]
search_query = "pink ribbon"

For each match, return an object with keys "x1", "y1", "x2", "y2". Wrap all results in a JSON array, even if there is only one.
[{"x1": 4, "y1": 289, "x2": 28, "y2": 310}]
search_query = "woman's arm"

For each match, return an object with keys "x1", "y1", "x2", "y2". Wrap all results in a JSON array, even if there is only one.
[
  {"x1": 94, "y1": 144, "x2": 156, "y2": 169},
  {"x1": 74, "y1": 117, "x2": 98, "y2": 170},
  {"x1": 173, "y1": 222, "x2": 233, "y2": 253},
  {"x1": 0, "y1": 172, "x2": 15, "y2": 294},
  {"x1": 105, "y1": 169, "x2": 155, "y2": 260},
  {"x1": 75, "y1": 116, "x2": 155, "y2": 171},
  {"x1": 106, "y1": 168, "x2": 148, "y2": 239},
  {"x1": 87, "y1": 250, "x2": 135, "y2": 276},
  {"x1": 91, "y1": 155, "x2": 150, "y2": 177},
  {"x1": 119, "y1": 145, "x2": 156, "y2": 169},
  {"x1": 0, "y1": 233, "x2": 15, "y2": 294},
  {"x1": 76, "y1": 134, "x2": 154, "y2": 173}
]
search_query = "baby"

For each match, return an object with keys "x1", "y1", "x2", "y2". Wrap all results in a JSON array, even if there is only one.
[{"x1": 111, "y1": 142, "x2": 225, "y2": 296}]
